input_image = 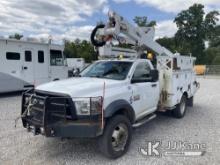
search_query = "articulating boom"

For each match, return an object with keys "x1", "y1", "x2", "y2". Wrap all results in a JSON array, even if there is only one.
[{"x1": 91, "y1": 11, "x2": 174, "y2": 58}]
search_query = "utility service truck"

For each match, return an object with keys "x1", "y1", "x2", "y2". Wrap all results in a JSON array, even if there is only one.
[
  {"x1": 0, "y1": 38, "x2": 68, "y2": 93},
  {"x1": 20, "y1": 11, "x2": 199, "y2": 158}
]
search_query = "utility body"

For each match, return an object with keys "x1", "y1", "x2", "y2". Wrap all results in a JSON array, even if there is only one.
[{"x1": 21, "y1": 11, "x2": 199, "y2": 158}]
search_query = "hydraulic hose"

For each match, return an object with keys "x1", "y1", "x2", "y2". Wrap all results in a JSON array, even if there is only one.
[{"x1": 90, "y1": 24, "x2": 106, "y2": 47}]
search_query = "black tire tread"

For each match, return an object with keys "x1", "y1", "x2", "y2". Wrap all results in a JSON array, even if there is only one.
[
  {"x1": 173, "y1": 95, "x2": 187, "y2": 118},
  {"x1": 98, "y1": 115, "x2": 132, "y2": 159}
]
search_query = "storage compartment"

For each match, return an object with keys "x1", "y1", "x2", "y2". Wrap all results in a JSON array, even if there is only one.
[{"x1": 157, "y1": 55, "x2": 197, "y2": 109}]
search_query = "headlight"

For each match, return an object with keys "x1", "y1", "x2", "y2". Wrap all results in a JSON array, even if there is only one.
[
  {"x1": 73, "y1": 97, "x2": 102, "y2": 116},
  {"x1": 74, "y1": 100, "x2": 90, "y2": 115}
]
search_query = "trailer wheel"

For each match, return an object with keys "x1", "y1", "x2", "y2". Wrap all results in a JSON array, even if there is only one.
[
  {"x1": 98, "y1": 115, "x2": 132, "y2": 159},
  {"x1": 173, "y1": 95, "x2": 187, "y2": 118}
]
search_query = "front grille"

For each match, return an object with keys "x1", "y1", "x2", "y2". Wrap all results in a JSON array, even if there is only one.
[
  {"x1": 30, "y1": 108, "x2": 44, "y2": 124},
  {"x1": 21, "y1": 90, "x2": 103, "y2": 137},
  {"x1": 22, "y1": 90, "x2": 77, "y2": 128}
]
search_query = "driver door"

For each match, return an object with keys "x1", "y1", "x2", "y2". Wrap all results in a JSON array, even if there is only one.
[{"x1": 131, "y1": 61, "x2": 159, "y2": 120}]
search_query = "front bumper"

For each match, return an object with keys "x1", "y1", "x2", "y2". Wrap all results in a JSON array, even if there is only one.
[
  {"x1": 21, "y1": 90, "x2": 103, "y2": 138},
  {"x1": 47, "y1": 121, "x2": 102, "y2": 138}
]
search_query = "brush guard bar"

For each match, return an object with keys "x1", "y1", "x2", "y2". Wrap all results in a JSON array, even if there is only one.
[{"x1": 21, "y1": 90, "x2": 104, "y2": 138}]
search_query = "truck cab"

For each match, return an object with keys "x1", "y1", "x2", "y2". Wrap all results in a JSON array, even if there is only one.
[{"x1": 21, "y1": 58, "x2": 161, "y2": 158}]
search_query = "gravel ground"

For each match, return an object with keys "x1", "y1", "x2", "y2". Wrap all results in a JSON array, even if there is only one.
[{"x1": 0, "y1": 77, "x2": 220, "y2": 165}]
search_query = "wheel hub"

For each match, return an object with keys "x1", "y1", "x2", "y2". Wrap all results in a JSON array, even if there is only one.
[{"x1": 111, "y1": 123, "x2": 128, "y2": 151}]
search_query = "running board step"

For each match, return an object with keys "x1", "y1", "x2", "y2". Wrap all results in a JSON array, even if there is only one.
[{"x1": 132, "y1": 114, "x2": 157, "y2": 128}]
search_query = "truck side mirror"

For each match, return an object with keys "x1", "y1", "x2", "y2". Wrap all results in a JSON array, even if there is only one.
[{"x1": 150, "y1": 69, "x2": 159, "y2": 82}]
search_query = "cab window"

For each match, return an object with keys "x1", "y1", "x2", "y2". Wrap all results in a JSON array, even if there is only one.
[
  {"x1": 50, "y1": 50, "x2": 64, "y2": 66},
  {"x1": 132, "y1": 62, "x2": 151, "y2": 80}
]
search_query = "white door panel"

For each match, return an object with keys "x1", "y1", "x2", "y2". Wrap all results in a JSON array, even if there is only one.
[
  {"x1": 132, "y1": 82, "x2": 159, "y2": 119},
  {"x1": 131, "y1": 61, "x2": 160, "y2": 120},
  {"x1": 34, "y1": 50, "x2": 50, "y2": 85},
  {"x1": 2, "y1": 44, "x2": 24, "y2": 90},
  {"x1": 22, "y1": 49, "x2": 34, "y2": 85}
]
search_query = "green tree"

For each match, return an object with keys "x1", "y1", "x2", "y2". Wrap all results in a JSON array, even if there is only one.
[
  {"x1": 63, "y1": 40, "x2": 78, "y2": 58},
  {"x1": 64, "y1": 39, "x2": 96, "y2": 63},
  {"x1": 156, "y1": 37, "x2": 192, "y2": 55},
  {"x1": 209, "y1": 25, "x2": 220, "y2": 48},
  {"x1": 204, "y1": 47, "x2": 220, "y2": 65},
  {"x1": 156, "y1": 37, "x2": 176, "y2": 53},
  {"x1": 174, "y1": 3, "x2": 219, "y2": 64},
  {"x1": 204, "y1": 11, "x2": 220, "y2": 40},
  {"x1": 133, "y1": 16, "x2": 156, "y2": 27},
  {"x1": 9, "y1": 33, "x2": 23, "y2": 40},
  {"x1": 212, "y1": 55, "x2": 220, "y2": 65}
]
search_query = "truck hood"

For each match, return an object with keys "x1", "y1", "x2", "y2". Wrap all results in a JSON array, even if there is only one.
[{"x1": 36, "y1": 77, "x2": 126, "y2": 97}]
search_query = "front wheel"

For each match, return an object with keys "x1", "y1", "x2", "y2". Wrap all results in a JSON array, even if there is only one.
[
  {"x1": 173, "y1": 95, "x2": 187, "y2": 118},
  {"x1": 98, "y1": 115, "x2": 132, "y2": 159}
]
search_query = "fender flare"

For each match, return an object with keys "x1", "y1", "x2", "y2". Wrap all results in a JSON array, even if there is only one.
[{"x1": 104, "y1": 99, "x2": 135, "y2": 123}]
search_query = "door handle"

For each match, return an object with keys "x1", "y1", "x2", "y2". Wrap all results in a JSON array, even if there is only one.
[
  {"x1": 22, "y1": 66, "x2": 28, "y2": 70},
  {"x1": 151, "y1": 83, "x2": 157, "y2": 87}
]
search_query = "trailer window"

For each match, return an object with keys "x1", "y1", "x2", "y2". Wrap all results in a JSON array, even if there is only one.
[
  {"x1": 6, "y1": 52, "x2": 20, "y2": 60},
  {"x1": 38, "y1": 51, "x2": 44, "y2": 63},
  {"x1": 50, "y1": 50, "x2": 64, "y2": 66},
  {"x1": 25, "y1": 51, "x2": 32, "y2": 62}
]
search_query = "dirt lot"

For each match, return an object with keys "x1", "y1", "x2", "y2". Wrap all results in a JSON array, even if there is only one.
[{"x1": 0, "y1": 77, "x2": 220, "y2": 165}]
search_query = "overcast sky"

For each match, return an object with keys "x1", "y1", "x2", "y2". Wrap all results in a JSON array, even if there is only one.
[{"x1": 0, "y1": 0, "x2": 219, "y2": 42}]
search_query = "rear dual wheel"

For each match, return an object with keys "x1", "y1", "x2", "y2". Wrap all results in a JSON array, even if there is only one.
[{"x1": 173, "y1": 95, "x2": 187, "y2": 118}]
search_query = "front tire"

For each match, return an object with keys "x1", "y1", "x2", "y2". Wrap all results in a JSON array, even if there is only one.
[
  {"x1": 173, "y1": 95, "x2": 187, "y2": 118},
  {"x1": 98, "y1": 115, "x2": 132, "y2": 159}
]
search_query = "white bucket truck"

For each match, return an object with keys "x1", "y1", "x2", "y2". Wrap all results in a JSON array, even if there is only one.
[{"x1": 20, "y1": 11, "x2": 199, "y2": 158}]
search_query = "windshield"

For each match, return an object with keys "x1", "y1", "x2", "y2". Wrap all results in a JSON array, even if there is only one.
[{"x1": 80, "y1": 61, "x2": 133, "y2": 80}]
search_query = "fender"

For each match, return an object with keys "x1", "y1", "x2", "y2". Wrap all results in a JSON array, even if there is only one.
[{"x1": 104, "y1": 99, "x2": 135, "y2": 123}]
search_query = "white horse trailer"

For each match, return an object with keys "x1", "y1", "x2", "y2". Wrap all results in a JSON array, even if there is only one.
[{"x1": 0, "y1": 39, "x2": 69, "y2": 93}]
